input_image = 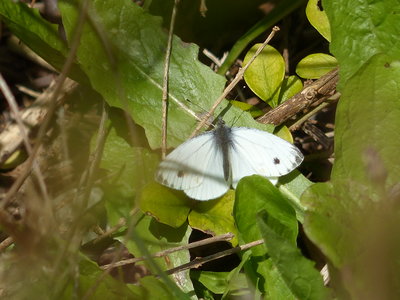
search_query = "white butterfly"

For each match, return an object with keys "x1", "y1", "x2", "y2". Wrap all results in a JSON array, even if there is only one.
[{"x1": 156, "y1": 121, "x2": 303, "y2": 201}]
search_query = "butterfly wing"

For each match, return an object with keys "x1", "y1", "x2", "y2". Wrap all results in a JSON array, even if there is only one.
[
  {"x1": 182, "y1": 145, "x2": 230, "y2": 200},
  {"x1": 229, "y1": 128, "x2": 303, "y2": 188},
  {"x1": 156, "y1": 132, "x2": 229, "y2": 200}
]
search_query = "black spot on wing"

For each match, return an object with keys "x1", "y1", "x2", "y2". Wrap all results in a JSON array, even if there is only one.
[
  {"x1": 273, "y1": 158, "x2": 280, "y2": 165},
  {"x1": 156, "y1": 172, "x2": 174, "y2": 187},
  {"x1": 155, "y1": 172, "x2": 163, "y2": 182},
  {"x1": 177, "y1": 170, "x2": 185, "y2": 177},
  {"x1": 295, "y1": 155, "x2": 303, "y2": 164}
]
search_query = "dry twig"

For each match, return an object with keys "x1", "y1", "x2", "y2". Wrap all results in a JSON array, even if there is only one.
[
  {"x1": 165, "y1": 239, "x2": 264, "y2": 275},
  {"x1": 190, "y1": 26, "x2": 280, "y2": 138},
  {"x1": 101, "y1": 232, "x2": 235, "y2": 270},
  {"x1": 161, "y1": 0, "x2": 180, "y2": 158}
]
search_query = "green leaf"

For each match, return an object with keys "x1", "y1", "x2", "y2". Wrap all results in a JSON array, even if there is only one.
[
  {"x1": 190, "y1": 270, "x2": 248, "y2": 295},
  {"x1": 278, "y1": 171, "x2": 313, "y2": 223},
  {"x1": 257, "y1": 210, "x2": 331, "y2": 300},
  {"x1": 59, "y1": 0, "x2": 226, "y2": 149},
  {"x1": 302, "y1": 182, "x2": 354, "y2": 268},
  {"x1": 234, "y1": 176, "x2": 298, "y2": 248},
  {"x1": 188, "y1": 190, "x2": 238, "y2": 245},
  {"x1": 234, "y1": 176, "x2": 299, "y2": 296},
  {"x1": 0, "y1": 0, "x2": 66, "y2": 66},
  {"x1": 303, "y1": 1, "x2": 400, "y2": 271},
  {"x1": 73, "y1": 255, "x2": 138, "y2": 299},
  {"x1": 100, "y1": 127, "x2": 159, "y2": 198},
  {"x1": 274, "y1": 125, "x2": 294, "y2": 143},
  {"x1": 129, "y1": 276, "x2": 178, "y2": 299},
  {"x1": 139, "y1": 182, "x2": 190, "y2": 228},
  {"x1": 98, "y1": 125, "x2": 159, "y2": 226},
  {"x1": 306, "y1": 0, "x2": 331, "y2": 41},
  {"x1": 269, "y1": 75, "x2": 303, "y2": 108},
  {"x1": 0, "y1": 0, "x2": 88, "y2": 81},
  {"x1": 296, "y1": 53, "x2": 338, "y2": 79},
  {"x1": 229, "y1": 100, "x2": 264, "y2": 118},
  {"x1": 302, "y1": 53, "x2": 400, "y2": 297},
  {"x1": 217, "y1": 0, "x2": 304, "y2": 75},
  {"x1": 243, "y1": 44, "x2": 285, "y2": 102},
  {"x1": 332, "y1": 55, "x2": 400, "y2": 185},
  {"x1": 324, "y1": 0, "x2": 400, "y2": 84},
  {"x1": 255, "y1": 259, "x2": 297, "y2": 300},
  {"x1": 123, "y1": 215, "x2": 194, "y2": 297}
]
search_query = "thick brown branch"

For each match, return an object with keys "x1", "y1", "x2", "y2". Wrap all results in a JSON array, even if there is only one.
[{"x1": 257, "y1": 68, "x2": 339, "y2": 126}]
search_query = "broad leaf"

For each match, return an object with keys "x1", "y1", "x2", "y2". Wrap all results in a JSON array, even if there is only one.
[
  {"x1": 140, "y1": 183, "x2": 190, "y2": 228},
  {"x1": 189, "y1": 190, "x2": 238, "y2": 245},
  {"x1": 59, "y1": 0, "x2": 228, "y2": 149},
  {"x1": 324, "y1": 0, "x2": 400, "y2": 84},
  {"x1": 234, "y1": 176, "x2": 298, "y2": 296},
  {"x1": 258, "y1": 210, "x2": 330, "y2": 300}
]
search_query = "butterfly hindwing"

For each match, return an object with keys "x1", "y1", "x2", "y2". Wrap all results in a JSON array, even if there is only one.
[
  {"x1": 229, "y1": 128, "x2": 303, "y2": 188},
  {"x1": 183, "y1": 143, "x2": 230, "y2": 200}
]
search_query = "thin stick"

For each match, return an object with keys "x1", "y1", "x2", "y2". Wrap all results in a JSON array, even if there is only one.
[
  {"x1": 190, "y1": 26, "x2": 280, "y2": 138},
  {"x1": 0, "y1": 73, "x2": 50, "y2": 207},
  {"x1": 2, "y1": 0, "x2": 89, "y2": 209},
  {"x1": 0, "y1": 237, "x2": 14, "y2": 252},
  {"x1": 289, "y1": 92, "x2": 340, "y2": 131},
  {"x1": 203, "y1": 49, "x2": 223, "y2": 67},
  {"x1": 161, "y1": 0, "x2": 180, "y2": 158},
  {"x1": 15, "y1": 84, "x2": 41, "y2": 98},
  {"x1": 165, "y1": 239, "x2": 264, "y2": 275},
  {"x1": 54, "y1": 102, "x2": 109, "y2": 272},
  {"x1": 92, "y1": 218, "x2": 126, "y2": 243},
  {"x1": 100, "y1": 232, "x2": 235, "y2": 270},
  {"x1": 0, "y1": 73, "x2": 32, "y2": 156}
]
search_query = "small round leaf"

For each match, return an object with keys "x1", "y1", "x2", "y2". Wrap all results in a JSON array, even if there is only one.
[
  {"x1": 296, "y1": 53, "x2": 337, "y2": 79},
  {"x1": 243, "y1": 44, "x2": 285, "y2": 102}
]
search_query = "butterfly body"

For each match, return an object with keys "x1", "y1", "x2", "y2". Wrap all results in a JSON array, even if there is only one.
[
  {"x1": 156, "y1": 121, "x2": 303, "y2": 201},
  {"x1": 212, "y1": 121, "x2": 233, "y2": 182}
]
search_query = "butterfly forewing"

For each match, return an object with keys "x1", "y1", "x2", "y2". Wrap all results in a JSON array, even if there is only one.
[
  {"x1": 230, "y1": 128, "x2": 303, "y2": 188},
  {"x1": 156, "y1": 132, "x2": 228, "y2": 200}
]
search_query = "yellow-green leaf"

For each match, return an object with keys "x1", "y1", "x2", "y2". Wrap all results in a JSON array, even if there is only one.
[
  {"x1": 296, "y1": 53, "x2": 337, "y2": 79},
  {"x1": 139, "y1": 182, "x2": 190, "y2": 228},
  {"x1": 269, "y1": 75, "x2": 303, "y2": 107},
  {"x1": 306, "y1": 0, "x2": 331, "y2": 41},
  {"x1": 230, "y1": 100, "x2": 264, "y2": 118},
  {"x1": 189, "y1": 190, "x2": 238, "y2": 245},
  {"x1": 243, "y1": 44, "x2": 285, "y2": 102}
]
